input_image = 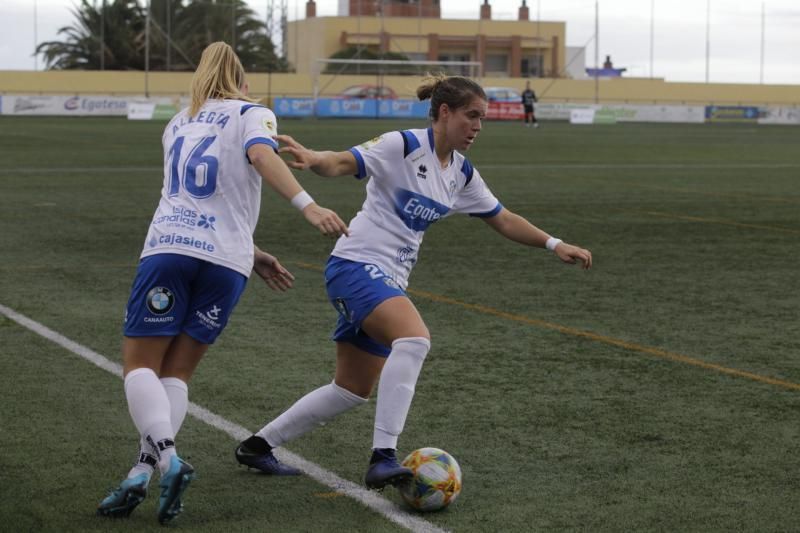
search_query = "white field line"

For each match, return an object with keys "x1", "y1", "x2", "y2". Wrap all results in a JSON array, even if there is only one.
[
  {"x1": 478, "y1": 162, "x2": 800, "y2": 170},
  {"x1": 2, "y1": 162, "x2": 800, "y2": 175},
  {"x1": 0, "y1": 303, "x2": 447, "y2": 533}
]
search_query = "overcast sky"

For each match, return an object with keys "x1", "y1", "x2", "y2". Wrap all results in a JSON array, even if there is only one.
[{"x1": 0, "y1": 0, "x2": 797, "y2": 85}]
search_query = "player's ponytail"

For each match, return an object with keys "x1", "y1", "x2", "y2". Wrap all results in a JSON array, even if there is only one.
[
  {"x1": 416, "y1": 74, "x2": 486, "y2": 121},
  {"x1": 189, "y1": 42, "x2": 256, "y2": 116}
]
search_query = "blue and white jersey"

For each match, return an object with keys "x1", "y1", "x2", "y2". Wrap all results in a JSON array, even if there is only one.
[
  {"x1": 140, "y1": 99, "x2": 279, "y2": 277},
  {"x1": 331, "y1": 127, "x2": 502, "y2": 289}
]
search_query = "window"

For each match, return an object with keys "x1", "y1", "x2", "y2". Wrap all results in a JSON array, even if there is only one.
[
  {"x1": 485, "y1": 54, "x2": 509, "y2": 75},
  {"x1": 521, "y1": 54, "x2": 544, "y2": 78},
  {"x1": 438, "y1": 53, "x2": 472, "y2": 76}
]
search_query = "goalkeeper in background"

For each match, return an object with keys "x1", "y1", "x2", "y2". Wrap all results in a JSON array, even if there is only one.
[{"x1": 522, "y1": 80, "x2": 539, "y2": 128}]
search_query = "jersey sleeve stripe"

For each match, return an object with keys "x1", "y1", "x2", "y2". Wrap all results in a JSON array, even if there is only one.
[
  {"x1": 348, "y1": 147, "x2": 367, "y2": 179},
  {"x1": 245, "y1": 137, "x2": 278, "y2": 152},
  {"x1": 240, "y1": 104, "x2": 266, "y2": 115},
  {"x1": 460, "y1": 159, "x2": 475, "y2": 185},
  {"x1": 244, "y1": 137, "x2": 278, "y2": 163},
  {"x1": 400, "y1": 130, "x2": 421, "y2": 158},
  {"x1": 468, "y1": 202, "x2": 503, "y2": 218}
]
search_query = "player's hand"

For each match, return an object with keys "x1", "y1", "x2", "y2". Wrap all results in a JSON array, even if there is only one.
[
  {"x1": 253, "y1": 250, "x2": 295, "y2": 291},
  {"x1": 302, "y1": 204, "x2": 350, "y2": 238},
  {"x1": 554, "y1": 242, "x2": 592, "y2": 270},
  {"x1": 276, "y1": 134, "x2": 316, "y2": 170}
]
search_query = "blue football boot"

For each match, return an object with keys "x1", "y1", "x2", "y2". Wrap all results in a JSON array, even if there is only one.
[
  {"x1": 364, "y1": 448, "x2": 413, "y2": 490},
  {"x1": 96, "y1": 473, "x2": 149, "y2": 518},
  {"x1": 157, "y1": 456, "x2": 195, "y2": 524},
  {"x1": 235, "y1": 437, "x2": 301, "y2": 476}
]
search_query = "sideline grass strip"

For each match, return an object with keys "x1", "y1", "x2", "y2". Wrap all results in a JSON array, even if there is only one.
[{"x1": 0, "y1": 302, "x2": 447, "y2": 533}]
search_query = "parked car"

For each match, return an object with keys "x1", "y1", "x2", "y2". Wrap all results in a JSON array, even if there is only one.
[
  {"x1": 337, "y1": 84, "x2": 398, "y2": 99},
  {"x1": 484, "y1": 86, "x2": 521, "y2": 103}
]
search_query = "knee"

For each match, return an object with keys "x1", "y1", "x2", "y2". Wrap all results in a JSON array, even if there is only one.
[
  {"x1": 334, "y1": 379, "x2": 373, "y2": 401},
  {"x1": 392, "y1": 336, "x2": 431, "y2": 360}
]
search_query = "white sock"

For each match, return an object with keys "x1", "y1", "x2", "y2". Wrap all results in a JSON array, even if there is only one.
[
  {"x1": 124, "y1": 368, "x2": 177, "y2": 475},
  {"x1": 161, "y1": 377, "x2": 189, "y2": 433},
  {"x1": 373, "y1": 337, "x2": 430, "y2": 450},
  {"x1": 127, "y1": 377, "x2": 188, "y2": 479},
  {"x1": 258, "y1": 381, "x2": 367, "y2": 448}
]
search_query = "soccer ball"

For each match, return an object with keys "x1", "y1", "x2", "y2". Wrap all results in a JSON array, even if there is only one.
[{"x1": 399, "y1": 447, "x2": 462, "y2": 512}]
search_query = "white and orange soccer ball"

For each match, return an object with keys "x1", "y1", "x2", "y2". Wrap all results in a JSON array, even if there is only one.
[{"x1": 399, "y1": 447, "x2": 462, "y2": 512}]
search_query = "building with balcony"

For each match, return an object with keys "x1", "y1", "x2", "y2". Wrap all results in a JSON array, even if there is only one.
[{"x1": 288, "y1": 1, "x2": 566, "y2": 78}]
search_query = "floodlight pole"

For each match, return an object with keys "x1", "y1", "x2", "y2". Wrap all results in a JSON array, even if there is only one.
[
  {"x1": 145, "y1": 0, "x2": 151, "y2": 97},
  {"x1": 760, "y1": 1, "x2": 765, "y2": 84},
  {"x1": 705, "y1": 0, "x2": 710, "y2": 83},
  {"x1": 167, "y1": 0, "x2": 171, "y2": 71},
  {"x1": 649, "y1": 0, "x2": 654, "y2": 78},
  {"x1": 594, "y1": 0, "x2": 599, "y2": 104},
  {"x1": 100, "y1": 0, "x2": 105, "y2": 70},
  {"x1": 33, "y1": 0, "x2": 38, "y2": 70}
]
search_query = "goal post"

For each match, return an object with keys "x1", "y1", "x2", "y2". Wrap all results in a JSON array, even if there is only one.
[{"x1": 312, "y1": 58, "x2": 483, "y2": 101}]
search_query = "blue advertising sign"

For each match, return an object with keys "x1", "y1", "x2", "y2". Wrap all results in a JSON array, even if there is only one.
[
  {"x1": 273, "y1": 98, "x2": 430, "y2": 119},
  {"x1": 274, "y1": 98, "x2": 315, "y2": 117},
  {"x1": 317, "y1": 98, "x2": 377, "y2": 117},
  {"x1": 704, "y1": 106, "x2": 762, "y2": 122}
]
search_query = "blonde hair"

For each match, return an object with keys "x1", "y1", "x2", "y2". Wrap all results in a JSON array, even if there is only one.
[
  {"x1": 189, "y1": 42, "x2": 255, "y2": 116},
  {"x1": 416, "y1": 73, "x2": 486, "y2": 120}
]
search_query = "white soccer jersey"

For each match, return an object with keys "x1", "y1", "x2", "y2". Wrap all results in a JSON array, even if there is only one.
[
  {"x1": 331, "y1": 127, "x2": 502, "y2": 289},
  {"x1": 140, "y1": 99, "x2": 279, "y2": 277}
]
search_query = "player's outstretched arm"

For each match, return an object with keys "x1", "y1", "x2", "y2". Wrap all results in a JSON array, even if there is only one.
[
  {"x1": 247, "y1": 143, "x2": 349, "y2": 238},
  {"x1": 482, "y1": 207, "x2": 592, "y2": 270},
  {"x1": 253, "y1": 246, "x2": 295, "y2": 292},
  {"x1": 276, "y1": 134, "x2": 358, "y2": 177}
]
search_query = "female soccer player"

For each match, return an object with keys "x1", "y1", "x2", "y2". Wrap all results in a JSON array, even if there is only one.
[
  {"x1": 96, "y1": 42, "x2": 348, "y2": 523},
  {"x1": 236, "y1": 75, "x2": 592, "y2": 489}
]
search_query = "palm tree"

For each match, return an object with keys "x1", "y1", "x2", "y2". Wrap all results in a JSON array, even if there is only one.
[
  {"x1": 37, "y1": 0, "x2": 145, "y2": 70},
  {"x1": 172, "y1": 0, "x2": 287, "y2": 72},
  {"x1": 36, "y1": 0, "x2": 288, "y2": 72}
]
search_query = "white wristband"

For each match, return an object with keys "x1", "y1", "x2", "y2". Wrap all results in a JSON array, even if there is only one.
[
  {"x1": 545, "y1": 237, "x2": 562, "y2": 252},
  {"x1": 290, "y1": 191, "x2": 314, "y2": 211}
]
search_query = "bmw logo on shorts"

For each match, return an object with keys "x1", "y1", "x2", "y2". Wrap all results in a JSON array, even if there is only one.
[{"x1": 146, "y1": 286, "x2": 175, "y2": 315}]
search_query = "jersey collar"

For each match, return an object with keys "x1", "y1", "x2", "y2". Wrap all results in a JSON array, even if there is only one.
[{"x1": 427, "y1": 127, "x2": 454, "y2": 168}]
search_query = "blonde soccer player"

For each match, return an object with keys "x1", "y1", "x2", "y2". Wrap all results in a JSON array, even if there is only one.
[{"x1": 96, "y1": 42, "x2": 348, "y2": 523}]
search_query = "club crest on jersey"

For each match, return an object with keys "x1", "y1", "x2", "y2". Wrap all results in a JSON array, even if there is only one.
[
  {"x1": 262, "y1": 118, "x2": 276, "y2": 135},
  {"x1": 393, "y1": 188, "x2": 450, "y2": 231},
  {"x1": 448, "y1": 179, "x2": 457, "y2": 197},
  {"x1": 146, "y1": 287, "x2": 174, "y2": 315},
  {"x1": 416, "y1": 164, "x2": 428, "y2": 179},
  {"x1": 396, "y1": 246, "x2": 417, "y2": 265}
]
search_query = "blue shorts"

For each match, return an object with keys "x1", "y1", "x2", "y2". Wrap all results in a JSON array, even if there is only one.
[
  {"x1": 325, "y1": 256, "x2": 406, "y2": 357},
  {"x1": 123, "y1": 253, "x2": 247, "y2": 344}
]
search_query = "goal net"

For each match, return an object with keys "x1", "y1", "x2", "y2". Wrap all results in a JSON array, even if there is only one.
[{"x1": 313, "y1": 58, "x2": 482, "y2": 100}]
